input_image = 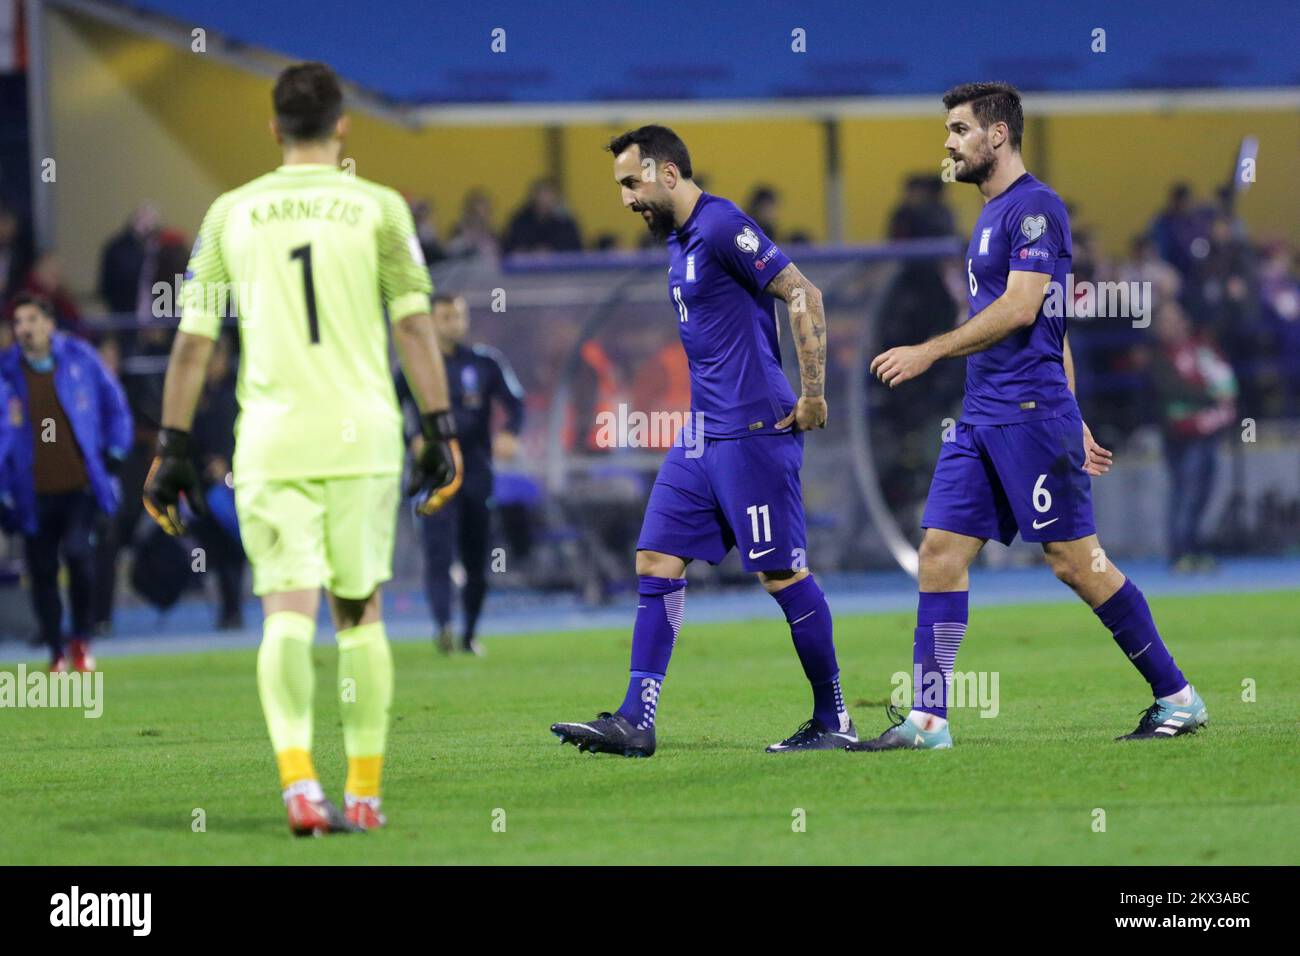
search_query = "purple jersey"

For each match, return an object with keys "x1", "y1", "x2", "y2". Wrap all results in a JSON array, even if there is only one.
[
  {"x1": 667, "y1": 193, "x2": 796, "y2": 438},
  {"x1": 962, "y1": 173, "x2": 1075, "y2": 425}
]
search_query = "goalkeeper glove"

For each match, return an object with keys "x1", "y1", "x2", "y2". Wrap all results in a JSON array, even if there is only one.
[
  {"x1": 409, "y1": 411, "x2": 463, "y2": 516},
  {"x1": 142, "y1": 427, "x2": 207, "y2": 536}
]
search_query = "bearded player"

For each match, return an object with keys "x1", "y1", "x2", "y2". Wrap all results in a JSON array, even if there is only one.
[
  {"x1": 850, "y1": 82, "x2": 1206, "y2": 751},
  {"x1": 551, "y1": 126, "x2": 855, "y2": 756},
  {"x1": 144, "y1": 63, "x2": 461, "y2": 833}
]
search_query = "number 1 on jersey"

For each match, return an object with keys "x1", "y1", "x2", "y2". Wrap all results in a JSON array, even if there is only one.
[{"x1": 290, "y1": 243, "x2": 321, "y2": 344}]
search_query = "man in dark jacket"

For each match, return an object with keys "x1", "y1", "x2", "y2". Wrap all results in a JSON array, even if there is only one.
[
  {"x1": 0, "y1": 294, "x2": 132, "y2": 671},
  {"x1": 98, "y1": 203, "x2": 161, "y2": 317},
  {"x1": 502, "y1": 180, "x2": 582, "y2": 255},
  {"x1": 189, "y1": 331, "x2": 245, "y2": 628},
  {"x1": 396, "y1": 293, "x2": 524, "y2": 654}
]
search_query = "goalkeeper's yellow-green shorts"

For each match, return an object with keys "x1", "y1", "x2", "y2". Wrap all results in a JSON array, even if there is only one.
[{"x1": 235, "y1": 474, "x2": 400, "y2": 599}]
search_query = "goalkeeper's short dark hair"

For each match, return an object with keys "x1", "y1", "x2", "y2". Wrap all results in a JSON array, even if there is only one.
[
  {"x1": 273, "y1": 62, "x2": 343, "y2": 142},
  {"x1": 942, "y1": 82, "x2": 1024, "y2": 152}
]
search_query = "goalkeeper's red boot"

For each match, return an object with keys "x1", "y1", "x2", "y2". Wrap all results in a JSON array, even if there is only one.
[
  {"x1": 285, "y1": 789, "x2": 360, "y2": 837},
  {"x1": 345, "y1": 795, "x2": 386, "y2": 831},
  {"x1": 68, "y1": 639, "x2": 96, "y2": 673}
]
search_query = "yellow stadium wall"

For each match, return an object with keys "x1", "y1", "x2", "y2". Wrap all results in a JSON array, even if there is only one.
[
  {"x1": 841, "y1": 110, "x2": 1300, "y2": 249},
  {"x1": 1039, "y1": 111, "x2": 1300, "y2": 251},
  {"x1": 47, "y1": 8, "x2": 1299, "y2": 302},
  {"x1": 46, "y1": 9, "x2": 545, "y2": 299},
  {"x1": 840, "y1": 115, "x2": 983, "y2": 243}
]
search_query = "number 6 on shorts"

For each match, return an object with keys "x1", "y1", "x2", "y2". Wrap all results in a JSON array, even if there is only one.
[{"x1": 1032, "y1": 473, "x2": 1052, "y2": 513}]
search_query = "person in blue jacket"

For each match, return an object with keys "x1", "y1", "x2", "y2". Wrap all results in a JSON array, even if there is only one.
[
  {"x1": 0, "y1": 373, "x2": 13, "y2": 509},
  {"x1": 0, "y1": 293, "x2": 132, "y2": 671}
]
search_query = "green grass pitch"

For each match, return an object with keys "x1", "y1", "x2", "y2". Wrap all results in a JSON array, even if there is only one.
[{"x1": 3, "y1": 590, "x2": 1297, "y2": 865}]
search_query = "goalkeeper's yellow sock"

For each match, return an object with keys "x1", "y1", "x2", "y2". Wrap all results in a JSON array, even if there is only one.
[
  {"x1": 346, "y1": 756, "x2": 384, "y2": 800},
  {"x1": 336, "y1": 621, "x2": 393, "y2": 799},
  {"x1": 257, "y1": 611, "x2": 318, "y2": 790}
]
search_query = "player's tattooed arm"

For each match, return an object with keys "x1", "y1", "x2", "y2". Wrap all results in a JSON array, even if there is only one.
[
  {"x1": 767, "y1": 262, "x2": 829, "y2": 430},
  {"x1": 871, "y1": 271, "x2": 1050, "y2": 388}
]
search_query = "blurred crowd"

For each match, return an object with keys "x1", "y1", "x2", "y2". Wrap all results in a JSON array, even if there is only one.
[
  {"x1": 0, "y1": 170, "x2": 1297, "y2": 648},
  {"x1": 406, "y1": 176, "x2": 811, "y2": 260}
]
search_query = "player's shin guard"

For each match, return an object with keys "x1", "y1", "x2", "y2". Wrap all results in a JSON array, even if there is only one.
[
  {"x1": 615, "y1": 576, "x2": 686, "y2": 730},
  {"x1": 772, "y1": 574, "x2": 847, "y2": 730},
  {"x1": 337, "y1": 621, "x2": 394, "y2": 798},
  {"x1": 1094, "y1": 579, "x2": 1185, "y2": 699},
  {"x1": 913, "y1": 591, "x2": 968, "y2": 720},
  {"x1": 257, "y1": 611, "x2": 318, "y2": 788}
]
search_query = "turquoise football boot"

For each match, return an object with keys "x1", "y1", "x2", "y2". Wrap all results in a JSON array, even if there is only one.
[
  {"x1": 1117, "y1": 685, "x2": 1208, "y2": 740},
  {"x1": 845, "y1": 704, "x2": 953, "y2": 751}
]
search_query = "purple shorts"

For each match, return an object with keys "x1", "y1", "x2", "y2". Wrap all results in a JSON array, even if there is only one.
[
  {"x1": 637, "y1": 432, "x2": 808, "y2": 572},
  {"x1": 921, "y1": 409, "x2": 1096, "y2": 546}
]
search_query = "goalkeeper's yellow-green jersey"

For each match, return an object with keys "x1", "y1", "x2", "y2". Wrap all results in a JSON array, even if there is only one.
[{"x1": 179, "y1": 163, "x2": 432, "y2": 484}]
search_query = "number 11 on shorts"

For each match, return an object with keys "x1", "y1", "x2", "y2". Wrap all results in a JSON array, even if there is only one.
[{"x1": 747, "y1": 503, "x2": 772, "y2": 543}]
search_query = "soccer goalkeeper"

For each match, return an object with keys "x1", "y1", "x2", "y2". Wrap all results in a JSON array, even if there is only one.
[{"x1": 144, "y1": 62, "x2": 461, "y2": 835}]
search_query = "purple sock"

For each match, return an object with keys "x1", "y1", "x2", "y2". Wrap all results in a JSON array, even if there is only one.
[
  {"x1": 913, "y1": 590, "x2": 968, "y2": 719},
  {"x1": 772, "y1": 575, "x2": 846, "y2": 729},
  {"x1": 616, "y1": 576, "x2": 686, "y2": 729},
  {"x1": 1094, "y1": 579, "x2": 1185, "y2": 698}
]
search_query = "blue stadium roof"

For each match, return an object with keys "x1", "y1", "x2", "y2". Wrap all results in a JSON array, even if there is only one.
[{"x1": 118, "y1": 0, "x2": 1300, "y2": 104}]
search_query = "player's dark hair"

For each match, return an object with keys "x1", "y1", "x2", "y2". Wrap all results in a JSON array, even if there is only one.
[
  {"x1": 9, "y1": 292, "x2": 54, "y2": 321},
  {"x1": 943, "y1": 82, "x2": 1023, "y2": 151},
  {"x1": 606, "y1": 125, "x2": 693, "y2": 180},
  {"x1": 432, "y1": 292, "x2": 459, "y2": 308},
  {"x1": 273, "y1": 62, "x2": 344, "y2": 142}
]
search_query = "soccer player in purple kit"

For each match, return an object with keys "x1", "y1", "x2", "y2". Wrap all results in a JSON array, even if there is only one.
[
  {"x1": 551, "y1": 126, "x2": 856, "y2": 756},
  {"x1": 850, "y1": 82, "x2": 1207, "y2": 751}
]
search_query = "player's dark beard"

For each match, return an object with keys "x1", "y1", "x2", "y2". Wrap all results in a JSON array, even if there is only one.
[
  {"x1": 634, "y1": 199, "x2": 677, "y2": 241},
  {"x1": 953, "y1": 143, "x2": 996, "y2": 184}
]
